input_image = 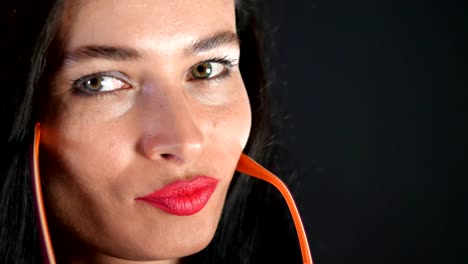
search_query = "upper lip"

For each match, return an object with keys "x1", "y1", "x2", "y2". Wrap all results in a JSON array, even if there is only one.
[{"x1": 142, "y1": 176, "x2": 218, "y2": 197}]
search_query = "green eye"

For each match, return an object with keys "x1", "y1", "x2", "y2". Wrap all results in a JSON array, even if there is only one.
[
  {"x1": 84, "y1": 76, "x2": 103, "y2": 91},
  {"x1": 191, "y1": 62, "x2": 226, "y2": 79},
  {"x1": 192, "y1": 62, "x2": 212, "y2": 78},
  {"x1": 74, "y1": 73, "x2": 131, "y2": 93}
]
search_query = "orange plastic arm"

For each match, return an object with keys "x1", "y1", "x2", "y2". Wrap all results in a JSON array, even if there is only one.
[
  {"x1": 33, "y1": 123, "x2": 57, "y2": 264},
  {"x1": 236, "y1": 153, "x2": 313, "y2": 264}
]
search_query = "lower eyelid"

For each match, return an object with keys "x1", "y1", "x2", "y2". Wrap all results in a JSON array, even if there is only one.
[{"x1": 190, "y1": 69, "x2": 232, "y2": 87}]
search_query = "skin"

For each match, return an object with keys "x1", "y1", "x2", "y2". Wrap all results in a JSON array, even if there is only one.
[{"x1": 39, "y1": 0, "x2": 251, "y2": 263}]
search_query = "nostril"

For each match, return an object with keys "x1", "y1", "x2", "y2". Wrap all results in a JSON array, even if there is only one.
[
  {"x1": 160, "y1": 153, "x2": 172, "y2": 159},
  {"x1": 160, "y1": 153, "x2": 181, "y2": 162}
]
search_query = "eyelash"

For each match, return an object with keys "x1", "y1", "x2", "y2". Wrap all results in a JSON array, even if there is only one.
[{"x1": 70, "y1": 57, "x2": 238, "y2": 97}]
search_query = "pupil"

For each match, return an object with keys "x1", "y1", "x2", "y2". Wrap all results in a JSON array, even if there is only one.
[
  {"x1": 86, "y1": 76, "x2": 102, "y2": 90},
  {"x1": 197, "y1": 65, "x2": 205, "y2": 73}
]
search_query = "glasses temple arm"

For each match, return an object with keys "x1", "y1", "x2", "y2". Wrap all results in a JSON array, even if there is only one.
[{"x1": 236, "y1": 153, "x2": 313, "y2": 264}]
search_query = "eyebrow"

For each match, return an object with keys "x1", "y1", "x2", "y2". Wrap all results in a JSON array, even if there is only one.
[
  {"x1": 61, "y1": 46, "x2": 141, "y2": 66},
  {"x1": 189, "y1": 31, "x2": 239, "y2": 54},
  {"x1": 60, "y1": 31, "x2": 239, "y2": 67}
]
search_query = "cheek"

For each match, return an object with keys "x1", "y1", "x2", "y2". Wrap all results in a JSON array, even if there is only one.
[
  {"x1": 213, "y1": 81, "x2": 252, "y2": 152},
  {"x1": 39, "y1": 119, "x2": 132, "y2": 193},
  {"x1": 38, "y1": 115, "x2": 137, "y2": 248},
  {"x1": 235, "y1": 91, "x2": 252, "y2": 150}
]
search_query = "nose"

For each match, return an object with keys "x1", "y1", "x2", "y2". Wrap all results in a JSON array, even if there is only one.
[{"x1": 139, "y1": 88, "x2": 206, "y2": 164}]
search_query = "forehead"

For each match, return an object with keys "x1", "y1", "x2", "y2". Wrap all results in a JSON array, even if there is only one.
[{"x1": 61, "y1": 0, "x2": 236, "y2": 53}]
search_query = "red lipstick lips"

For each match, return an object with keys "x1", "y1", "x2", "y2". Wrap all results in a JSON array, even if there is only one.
[{"x1": 136, "y1": 176, "x2": 219, "y2": 216}]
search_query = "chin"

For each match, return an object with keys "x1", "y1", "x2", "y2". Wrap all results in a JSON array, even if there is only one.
[
  {"x1": 137, "y1": 236, "x2": 212, "y2": 261},
  {"x1": 100, "y1": 219, "x2": 218, "y2": 262}
]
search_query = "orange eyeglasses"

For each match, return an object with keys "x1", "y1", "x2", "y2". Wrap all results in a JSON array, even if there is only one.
[{"x1": 32, "y1": 123, "x2": 313, "y2": 264}]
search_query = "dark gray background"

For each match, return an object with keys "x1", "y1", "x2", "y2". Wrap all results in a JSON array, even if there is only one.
[{"x1": 258, "y1": 0, "x2": 466, "y2": 263}]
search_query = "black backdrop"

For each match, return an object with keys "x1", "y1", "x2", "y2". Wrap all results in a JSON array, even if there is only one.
[{"x1": 257, "y1": 1, "x2": 466, "y2": 263}]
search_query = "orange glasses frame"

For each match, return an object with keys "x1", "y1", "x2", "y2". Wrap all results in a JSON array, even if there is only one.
[{"x1": 32, "y1": 123, "x2": 313, "y2": 264}]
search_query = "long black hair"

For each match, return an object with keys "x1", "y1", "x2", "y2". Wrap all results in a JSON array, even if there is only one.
[{"x1": 0, "y1": 0, "x2": 302, "y2": 263}]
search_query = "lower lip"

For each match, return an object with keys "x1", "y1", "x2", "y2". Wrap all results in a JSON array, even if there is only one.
[{"x1": 136, "y1": 176, "x2": 219, "y2": 216}]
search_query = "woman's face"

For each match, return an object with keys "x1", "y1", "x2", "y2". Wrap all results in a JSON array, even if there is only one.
[{"x1": 40, "y1": 0, "x2": 251, "y2": 262}]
